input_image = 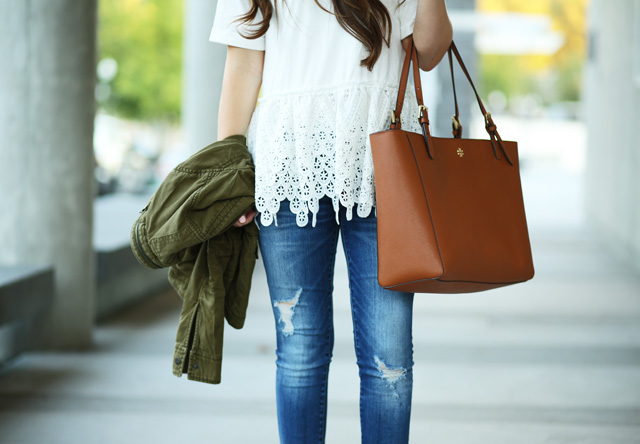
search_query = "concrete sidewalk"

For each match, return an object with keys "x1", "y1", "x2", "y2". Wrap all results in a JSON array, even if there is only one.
[{"x1": 1, "y1": 165, "x2": 639, "y2": 444}]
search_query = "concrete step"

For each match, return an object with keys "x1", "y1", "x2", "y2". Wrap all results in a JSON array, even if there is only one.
[{"x1": 0, "y1": 265, "x2": 53, "y2": 366}]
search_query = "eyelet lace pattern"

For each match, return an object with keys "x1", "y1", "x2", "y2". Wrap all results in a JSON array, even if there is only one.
[{"x1": 246, "y1": 83, "x2": 422, "y2": 227}]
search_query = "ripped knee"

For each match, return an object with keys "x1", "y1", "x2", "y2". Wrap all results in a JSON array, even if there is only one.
[
  {"x1": 273, "y1": 288, "x2": 302, "y2": 336},
  {"x1": 374, "y1": 355, "x2": 407, "y2": 387}
]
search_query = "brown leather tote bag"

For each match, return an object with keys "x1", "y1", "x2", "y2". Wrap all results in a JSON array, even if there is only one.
[{"x1": 370, "y1": 39, "x2": 535, "y2": 293}]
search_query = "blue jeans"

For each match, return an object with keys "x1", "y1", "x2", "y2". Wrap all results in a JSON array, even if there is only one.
[{"x1": 258, "y1": 197, "x2": 414, "y2": 444}]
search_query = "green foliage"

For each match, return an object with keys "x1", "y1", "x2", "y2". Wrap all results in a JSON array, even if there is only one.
[
  {"x1": 479, "y1": 53, "x2": 584, "y2": 106},
  {"x1": 553, "y1": 53, "x2": 583, "y2": 102},
  {"x1": 477, "y1": 0, "x2": 587, "y2": 107},
  {"x1": 98, "y1": 0, "x2": 183, "y2": 121},
  {"x1": 479, "y1": 55, "x2": 537, "y2": 99}
]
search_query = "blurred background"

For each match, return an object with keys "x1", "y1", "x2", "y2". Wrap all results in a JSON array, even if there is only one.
[
  {"x1": 1, "y1": 0, "x2": 639, "y2": 443},
  {"x1": 91, "y1": 0, "x2": 590, "y2": 196}
]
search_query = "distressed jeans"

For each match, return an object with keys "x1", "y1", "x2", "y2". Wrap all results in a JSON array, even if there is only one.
[{"x1": 258, "y1": 197, "x2": 414, "y2": 444}]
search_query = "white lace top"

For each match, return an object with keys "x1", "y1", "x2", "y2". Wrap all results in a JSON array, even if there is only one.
[{"x1": 210, "y1": 0, "x2": 420, "y2": 227}]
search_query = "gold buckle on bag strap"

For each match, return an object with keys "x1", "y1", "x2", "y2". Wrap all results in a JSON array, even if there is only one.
[
  {"x1": 484, "y1": 112, "x2": 495, "y2": 129},
  {"x1": 452, "y1": 115, "x2": 461, "y2": 130},
  {"x1": 391, "y1": 110, "x2": 401, "y2": 125}
]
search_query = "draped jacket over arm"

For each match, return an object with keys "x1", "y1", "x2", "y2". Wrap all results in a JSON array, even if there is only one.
[{"x1": 131, "y1": 135, "x2": 258, "y2": 384}]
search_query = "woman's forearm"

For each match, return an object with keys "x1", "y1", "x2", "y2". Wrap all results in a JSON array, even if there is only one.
[
  {"x1": 412, "y1": 0, "x2": 453, "y2": 71},
  {"x1": 217, "y1": 46, "x2": 264, "y2": 140}
]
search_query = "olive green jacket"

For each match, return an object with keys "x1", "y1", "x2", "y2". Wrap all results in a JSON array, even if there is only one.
[{"x1": 130, "y1": 135, "x2": 258, "y2": 384}]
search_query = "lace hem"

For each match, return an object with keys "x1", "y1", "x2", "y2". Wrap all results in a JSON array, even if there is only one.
[{"x1": 246, "y1": 83, "x2": 422, "y2": 227}]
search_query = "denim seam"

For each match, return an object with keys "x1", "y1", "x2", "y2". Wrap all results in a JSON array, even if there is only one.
[
  {"x1": 340, "y1": 221, "x2": 368, "y2": 436},
  {"x1": 316, "y1": 225, "x2": 339, "y2": 444}
]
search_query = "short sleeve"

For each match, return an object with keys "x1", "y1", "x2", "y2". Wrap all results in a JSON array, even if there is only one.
[
  {"x1": 209, "y1": 0, "x2": 266, "y2": 51},
  {"x1": 397, "y1": 0, "x2": 418, "y2": 40}
]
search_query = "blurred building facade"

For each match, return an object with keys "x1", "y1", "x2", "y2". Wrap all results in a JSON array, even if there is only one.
[{"x1": 585, "y1": 0, "x2": 640, "y2": 274}]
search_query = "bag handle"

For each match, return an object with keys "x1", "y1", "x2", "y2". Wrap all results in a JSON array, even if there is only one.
[
  {"x1": 391, "y1": 38, "x2": 512, "y2": 165},
  {"x1": 391, "y1": 38, "x2": 426, "y2": 130}
]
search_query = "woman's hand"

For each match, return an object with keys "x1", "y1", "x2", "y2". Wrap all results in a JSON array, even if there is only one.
[{"x1": 233, "y1": 207, "x2": 257, "y2": 227}]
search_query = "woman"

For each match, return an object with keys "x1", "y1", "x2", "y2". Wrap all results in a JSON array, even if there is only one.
[{"x1": 210, "y1": 1, "x2": 452, "y2": 443}]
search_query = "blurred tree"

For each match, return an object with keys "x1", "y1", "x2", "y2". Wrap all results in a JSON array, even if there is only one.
[
  {"x1": 548, "y1": 1, "x2": 588, "y2": 102},
  {"x1": 480, "y1": 55, "x2": 538, "y2": 99},
  {"x1": 98, "y1": 0, "x2": 183, "y2": 121},
  {"x1": 477, "y1": 0, "x2": 588, "y2": 105}
]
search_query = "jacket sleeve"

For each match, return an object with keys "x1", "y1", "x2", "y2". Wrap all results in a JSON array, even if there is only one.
[{"x1": 130, "y1": 138, "x2": 256, "y2": 270}]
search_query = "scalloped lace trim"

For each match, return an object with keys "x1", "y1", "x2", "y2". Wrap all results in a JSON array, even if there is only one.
[{"x1": 246, "y1": 83, "x2": 422, "y2": 227}]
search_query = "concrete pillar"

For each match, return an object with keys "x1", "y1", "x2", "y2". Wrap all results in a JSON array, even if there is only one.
[
  {"x1": 182, "y1": 0, "x2": 227, "y2": 151},
  {"x1": 0, "y1": 0, "x2": 97, "y2": 348},
  {"x1": 585, "y1": 0, "x2": 640, "y2": 274}
]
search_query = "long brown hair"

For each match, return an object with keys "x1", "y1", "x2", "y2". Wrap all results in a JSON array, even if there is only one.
[{"x1": 236, "y1": 0, "x2": 403, "y2": 71}]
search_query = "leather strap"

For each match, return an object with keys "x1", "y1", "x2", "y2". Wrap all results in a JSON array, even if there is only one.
[
  {"x1": 392, "y1": 38, "x2": 427, "y2": 128},
  {"x1": 448, "y1": 42, "x2": 487, "y2": 122},
  {"x1": 391, "y1": 38, "x2": 513, "y2": 165},
  {"x1": 447, "y1": 42, "x2": 512, "y2": 164},
  {"x1": 391, "y1": 38, "x2": 415, "y2": 129},
  {"x1": 448, "y1": 48, "x2": 462, "y2": 138}
]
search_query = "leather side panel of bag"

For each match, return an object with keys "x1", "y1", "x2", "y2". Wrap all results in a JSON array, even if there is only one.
[
  {"x1": 370, "y1": 130, "x2": 444, "y2": 287},
  {"x1": 407, "y1": 131, "x2": 535, "y2": 285}
]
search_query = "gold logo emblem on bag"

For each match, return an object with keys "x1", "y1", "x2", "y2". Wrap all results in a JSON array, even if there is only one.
[{"x1": 457, "y1": 148, "x2": 464, "y2": 157}]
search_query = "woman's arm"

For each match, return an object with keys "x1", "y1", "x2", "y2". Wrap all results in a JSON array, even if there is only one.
[
  {"x1": 218, "y1": 45, "x2": 264, "y2": 226},
  {"x1": 218, "y1": 46, "x2": 264, "y2": 140},
  {"x1": 402, "y1": 0, "x2": 453, "y2": 71}
]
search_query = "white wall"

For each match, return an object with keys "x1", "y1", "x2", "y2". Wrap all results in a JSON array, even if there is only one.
[{"x1": 585, "y1": 0, "x2": 640, "y2": 273}]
